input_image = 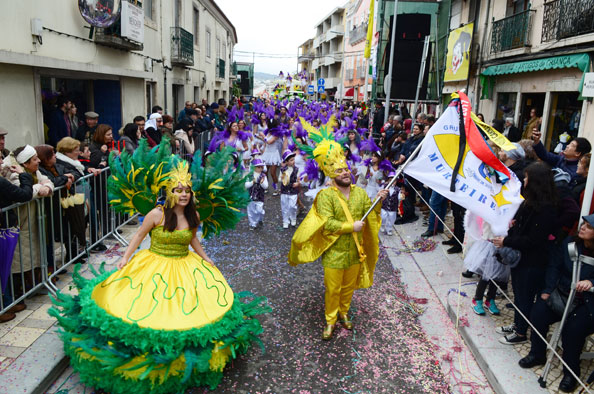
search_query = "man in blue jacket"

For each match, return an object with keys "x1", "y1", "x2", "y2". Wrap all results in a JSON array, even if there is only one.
[{"x1": 532, "y1": 130, "x2": 591, "y2": 181}]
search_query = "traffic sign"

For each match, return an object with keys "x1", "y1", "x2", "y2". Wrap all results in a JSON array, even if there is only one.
[
  {"x1": 307, "y1": 85, "x2": 315, "y2": 95},
  {"x1": 317, "y1": 85, "x2": 325, "y2": 94},
  {"x1": 317, "y1": 78, "x2": 325, "y2": 86}
]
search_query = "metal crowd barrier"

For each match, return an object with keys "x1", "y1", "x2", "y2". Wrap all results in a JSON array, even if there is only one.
[
  {"x1": 0, "y1": 166, "x2": 138, "y2": 315},
  {"x1": 177, "y1": 130, "x2": 213, "y2": 161}
]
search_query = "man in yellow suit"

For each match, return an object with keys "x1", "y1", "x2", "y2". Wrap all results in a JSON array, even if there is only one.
[{"x1": 288, "y1": 121, "x2": 386, "y2": 340}]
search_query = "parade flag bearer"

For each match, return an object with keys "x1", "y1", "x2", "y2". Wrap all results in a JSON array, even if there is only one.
[{"x1": 288, "y1": 119, "x2": 387, "y2": 340}]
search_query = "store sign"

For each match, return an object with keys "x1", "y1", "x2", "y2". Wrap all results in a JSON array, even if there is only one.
[
  {"x1": 582, "y1": 73, "x2": 594, "y2": 98},
  {"x1": 121, "y1": 1, "x2": 144, "y2": 44},
  {"x1": 444, "y1": 23, "x2": 474, "y2": 82}
]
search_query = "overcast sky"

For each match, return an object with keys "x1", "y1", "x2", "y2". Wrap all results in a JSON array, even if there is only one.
[{"x1": 216, "y1": 0, "x2": 344, "y2": 75}]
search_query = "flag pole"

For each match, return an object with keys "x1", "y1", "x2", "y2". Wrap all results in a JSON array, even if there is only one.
[{"x1": 361, "y1": 136, "x2": 427, "y2": 221}]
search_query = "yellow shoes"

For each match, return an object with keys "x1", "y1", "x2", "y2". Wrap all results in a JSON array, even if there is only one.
[
  {"x1": 322, "y1": 324, "x2": 335, "y2": 340},
  {"x1": 323, "y1": 314, "x2": 354, "y2": 340},
  {"x1": 339, "y1": 313, "x2": 353, "y2": 330}
]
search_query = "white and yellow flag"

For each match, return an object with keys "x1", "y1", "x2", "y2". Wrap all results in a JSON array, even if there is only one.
[{"x1": 403, "y1": 106, "x2": 523, "y2": 235}]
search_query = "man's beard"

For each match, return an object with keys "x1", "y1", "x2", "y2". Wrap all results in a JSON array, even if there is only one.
[{"x1": 334, "y1": 175, "x2": 351, "y2": 187}]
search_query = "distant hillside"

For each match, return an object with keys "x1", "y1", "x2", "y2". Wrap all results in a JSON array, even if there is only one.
[{"x1": 254, "y1": 72, "x2": 279, "y2": 81}]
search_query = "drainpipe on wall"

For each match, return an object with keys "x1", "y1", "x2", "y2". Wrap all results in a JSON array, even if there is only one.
[{"x1": 474, "y1": 0, "x2": 491, "y2": 113}]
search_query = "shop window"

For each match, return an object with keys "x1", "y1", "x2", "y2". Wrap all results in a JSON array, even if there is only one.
[
  {"x1": 495, "y1": 92, "x2": 517, "y2": 121},
  {"x1": 545, "y1": 92, "x2": 581, "y2": 151}
]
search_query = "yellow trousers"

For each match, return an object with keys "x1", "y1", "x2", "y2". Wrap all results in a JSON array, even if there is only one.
[{"x1": 324, "y1": 264, "x2": 360, "y2": 325}]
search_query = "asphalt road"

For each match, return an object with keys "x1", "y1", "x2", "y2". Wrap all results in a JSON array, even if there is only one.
[
  {"x1": 189, "y1": 193, "x2": 449, "y2": 394},
  {"x1": 47, "y1": 192, "x2": 450, "y2": 394}
]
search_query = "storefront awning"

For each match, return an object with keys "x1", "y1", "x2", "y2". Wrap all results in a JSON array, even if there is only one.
[
  {"x1": 344, "y1": 87, "x2": 354, "y2": 98},
  {"x1": 480, "y1": 53, "x2": 591, "y2": 99}
]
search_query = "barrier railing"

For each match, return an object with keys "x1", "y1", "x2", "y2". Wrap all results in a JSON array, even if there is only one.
[
  {"x1": 404, "y1": 179, "x2": 593, "y2": 392},
  {"x1": 0, "y1": 166, "x2": 138, "y2": 314}
]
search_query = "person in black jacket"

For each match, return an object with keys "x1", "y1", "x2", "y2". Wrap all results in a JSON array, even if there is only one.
[
  {"x1": 0, "y1": 156, "x2": 33, "y2": 323},
  {"x1": 503, "y1": 118, "x2": 522, "y2": 143},
  {"x1": 0, "y1": 157, "x2": 33, "y2": 229},
  {"x1": 395, "y1": 123, "x2": 425, "y2": 224},
  {"x1": 492, "y1": 162, "x2": 558, "y2": 345},
  {"x1": 518, "y1": 216, "x2": 594, "y2": 393}
]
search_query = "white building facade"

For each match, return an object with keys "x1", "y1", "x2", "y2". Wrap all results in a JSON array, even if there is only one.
[
  {"x1": 312, "y1": 6, "x2": 346, "y2": 99},
  {"x1": 0, "y1": 0, "x2": 236, "y2": 148}
]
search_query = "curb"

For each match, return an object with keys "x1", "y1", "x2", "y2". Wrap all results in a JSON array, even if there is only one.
[{"x1": 0, "y1": 331, "x2": 68, "y2": 394}]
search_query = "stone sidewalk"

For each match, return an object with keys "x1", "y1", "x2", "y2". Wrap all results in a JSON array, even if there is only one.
[{"x1": 383, "y1": 209, "x2": 594, "y2": 394}]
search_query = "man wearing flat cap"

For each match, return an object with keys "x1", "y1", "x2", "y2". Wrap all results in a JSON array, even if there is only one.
[
  {"x1": 0, "y1": 127, "x2": 9, "y2": 159},
  {"x1": 75, "y1": 111, "x2": 99, "y2": 146}
]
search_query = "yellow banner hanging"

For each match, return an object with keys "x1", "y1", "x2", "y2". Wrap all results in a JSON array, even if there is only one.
[
  {"x1": 444, "y1": 23, "x2": 473, "y2": 82},
  {"x1": 364, "y1": 0, "x2": 375, "y2": 59}
]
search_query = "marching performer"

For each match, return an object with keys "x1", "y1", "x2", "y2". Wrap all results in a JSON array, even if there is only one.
[{"x1": 288, "y1": 119, "x2": 387, "y2": 340}]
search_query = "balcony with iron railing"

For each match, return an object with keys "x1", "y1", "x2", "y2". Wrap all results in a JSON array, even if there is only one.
[
  {"x1": 542, "y1": 0, "x2": 594, "y2": 42},
  {"x1": 356, "y1": 66, "x2": 366, "y2": 80},
  {"x1": 490, "y1": 9, "x2": 535, "y2": 54},
  {"x1": 349, "y1": 23, "x2": 368, "y2": 45},
  {"x1": 171, "y1": 27, "x2": 194, "y2": 66},
  {"x1": 216, "y1": 59, "x2": 226, "y2": 79},
  {"x1": 346, "y1": 69, "x2": 354, "y2": 81}
]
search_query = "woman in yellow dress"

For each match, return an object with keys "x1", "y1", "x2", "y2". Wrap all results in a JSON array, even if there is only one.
[{"x1": 50, "y1": 153, "x2": 269, "y2": 394}]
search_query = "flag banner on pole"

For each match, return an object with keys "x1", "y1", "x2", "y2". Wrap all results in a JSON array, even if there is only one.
[
  {"x1": 403, "y1": 102, "x2": 523, "y2": 235},
  {"x1": 364, "y1": 0, "x2": 375, "y2": 59}
]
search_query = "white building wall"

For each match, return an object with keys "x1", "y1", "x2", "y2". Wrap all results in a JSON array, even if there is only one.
[{"x1": 0, "y1": 0, "x2": 236, "y2": 150}]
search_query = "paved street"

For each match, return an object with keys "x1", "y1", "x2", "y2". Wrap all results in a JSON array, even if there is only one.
[{"x1": 47, "y1": 195, "x2": 452, "y2": 394}]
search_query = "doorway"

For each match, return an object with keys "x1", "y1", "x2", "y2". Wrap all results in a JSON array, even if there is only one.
[
  {"x1": 519, "y1": 93, "x2": 545, "y2": 138},
  {"x1": 545, "y1": 92, "x2": 581, "y2": 151}
]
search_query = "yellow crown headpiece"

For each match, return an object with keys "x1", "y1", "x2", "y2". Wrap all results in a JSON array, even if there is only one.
[
  {"x1": 297, "y1": 116, "x2": 347, "y2": 178},
  {"x1": 165, "y1": 160, "x2": 193, "y2": 208}
]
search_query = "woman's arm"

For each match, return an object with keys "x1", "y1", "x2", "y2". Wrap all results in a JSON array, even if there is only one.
[
  {"x1": 117, "y1": 209, "x2": 160, "y2": 269},
  {"x1": 190, "y1": 235, "x2": 214, "y2": 265}
]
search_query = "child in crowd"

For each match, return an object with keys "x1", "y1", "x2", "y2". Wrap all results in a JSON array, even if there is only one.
[
  {"x1": 245, "y1": 158, "x2": 268, "y2": 229},
  {"x1": 380, "y1": 170, "x2": 399, "y2": 236},
  {"x1": 280, "y1": 149, "x2": 299, "y2": 229}
]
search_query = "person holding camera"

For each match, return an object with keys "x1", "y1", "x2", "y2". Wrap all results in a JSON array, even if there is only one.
[{"x1": 531, "y1": 128, "x2": 591, "y2": 182}]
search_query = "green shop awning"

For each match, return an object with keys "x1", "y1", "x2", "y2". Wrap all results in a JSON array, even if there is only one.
[{"x1": 480, "y1": 53, "x2": 591, "y2": 99}]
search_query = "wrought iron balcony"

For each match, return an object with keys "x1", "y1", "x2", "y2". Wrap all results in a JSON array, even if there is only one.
[
  {"x1": 171, "y1": 27, "x2": 194, "y2": 66},
  {"x1": 490, "y1": 9, "x2": 535, "y2": 53},
  {"x1": 542, "y1": 0, "x2": 594, "y2": 42},
  {"x1": 349, "y1": 23, "x2": 368, "y2": 45},
  {"x1": 95, "y1": 18, "x2": 143, "y2": 51},
  {"x1": 217, "y1": 59, "x2": 225, "y2": 79}
]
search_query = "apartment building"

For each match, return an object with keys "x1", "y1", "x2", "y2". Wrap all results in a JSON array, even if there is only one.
[
  {"x1": 0, "y1": 0, "x2": 236, "y2": 148},
  {"x1": 446, "y1": 0, "x2": 594, "y2": 150},
  {"x1": 343, "y1": 0, "x2": 375, "y2": 102},
  {"x1": 312, "y1": 6, "x2": 346, "y2": 98},
  {"x1": 298, "y1": 38, "x2": 315, "y2": 84}
]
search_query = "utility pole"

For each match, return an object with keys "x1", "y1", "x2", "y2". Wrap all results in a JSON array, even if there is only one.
[{"x1": 383, "y1": 0, "x2": 399, "y2": 124}]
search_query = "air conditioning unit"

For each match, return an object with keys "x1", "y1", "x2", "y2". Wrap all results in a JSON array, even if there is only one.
[{"x1": 185, "y1": 69, "x2": 192, "y2": 83}]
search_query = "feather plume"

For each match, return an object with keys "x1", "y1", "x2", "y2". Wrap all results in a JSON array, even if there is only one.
[{"x1": 360, "y1": 136, "x2": 381, "y2": 153}]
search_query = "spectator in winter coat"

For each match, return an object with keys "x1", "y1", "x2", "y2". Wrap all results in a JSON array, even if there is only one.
[
  {"x1": 492, "y1": 162, "x2": 558, "y2": 345},
  {"x1": 119, "y1": 123, "x2": 140, "y2": 155},
  {"x1": 532, "y1": 129, "x2": 591, "y2": 181}
]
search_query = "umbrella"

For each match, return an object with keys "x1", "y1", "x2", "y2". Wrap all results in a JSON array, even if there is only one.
[
  {"x1": 61, "y1": 193, "x2": 87, "y2": 246},
  {"x1": 0, "y1": 228, "x2": 19, "y2": 291}
]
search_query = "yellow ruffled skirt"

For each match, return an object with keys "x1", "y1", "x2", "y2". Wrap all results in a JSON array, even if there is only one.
[{"x1": 92, "y1": 249, "x2": 234, "y2": 330}]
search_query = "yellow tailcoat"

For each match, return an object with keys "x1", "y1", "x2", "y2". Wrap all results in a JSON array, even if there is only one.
[{"x1": 288, "y1": 185, "x2": 382, "y2": 289}]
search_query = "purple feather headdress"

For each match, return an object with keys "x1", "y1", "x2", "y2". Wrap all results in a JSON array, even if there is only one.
[
  {"x1": 350, "y1": 152, "x2": 362, "y2": 163},
  {"x1": 363, "y1": 157, "x2": 372, "y2": 167},
  {"x1": 251, "y1": 113, "x2": 260, "y2": 126},
  {"x1": 294, "y1": 122, "x2": 308, "y2": 140},
  {"x1": 303, "y1": 159, "x2": 320, "y2": 182},
  {"x1": 207, "y1": 135, "x2": 222, "y2": 153},
  {"x1": 379, "y1": 159, "x2": 394, "y2": 173},
  {"x1": 267, "y1": 124, "x2": 291, "y2": 138},
  {"x1": 360, "y1": 137, "x2": 381, "y2": 153}
]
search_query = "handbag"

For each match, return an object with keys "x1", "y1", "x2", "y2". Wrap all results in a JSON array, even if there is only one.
[
  {"x1": 494, "y1": 246, "x2": 521, "y2": 268},
  {"x1": 546, "y1": 287, "x2": 578, "y2": 317}
]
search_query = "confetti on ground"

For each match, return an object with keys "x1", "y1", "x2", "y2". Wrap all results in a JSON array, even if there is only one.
[{"x1": 47, "y1": 195, "x2": 451, "y2": 394}]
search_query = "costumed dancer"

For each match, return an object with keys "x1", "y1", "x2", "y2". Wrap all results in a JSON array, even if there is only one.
[
  {"x1": 260, "y1": 120, "x2": 285, "y2": 196},
  {"x1": 280, "y1": 149, "x2": 299, "y2": 229},
  {"x1": 50, "y1": 139, "x2": 269, "y2": 394},
  {"x1": 380, "y1": 169, "x2": 399, "y2": 236},
  {"x1": 245, "y1": 158, "x2": 268, "y2": 229},
  {"x1": 288, "y1": 119, "x2": 387, "y2": 340}
]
